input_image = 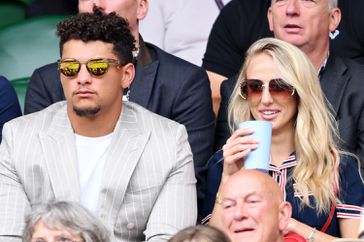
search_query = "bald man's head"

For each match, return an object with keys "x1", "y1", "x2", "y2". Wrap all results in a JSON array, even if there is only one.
[{"x1": 220, "y1": 170, "x2": 291, "y2": 242}]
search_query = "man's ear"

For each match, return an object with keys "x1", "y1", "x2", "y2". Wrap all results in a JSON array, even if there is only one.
[
  {"x1": 267, "y1": 7, "x2": 274, "y2": 32},
  {"x1": 278, "y1": 202, "x2": 292, "y2": 232},
  {"x1": 329, "y1": 7, "x2": 341, "y2": 32},
  {"x1": 120, "y1": 63, "x2": 135, "y2": 89},
  {"x1": 136, "y1": 0, "x2": 148, "y2": 21}
]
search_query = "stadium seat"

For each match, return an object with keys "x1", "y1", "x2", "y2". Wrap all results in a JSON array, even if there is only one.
[
  {"x1": 0, "y1": 15, "x2": 67, "y2": 81},
  {"x1": 10, "y1": 77, "x2": 30, "y2": 113},
  {"x1": 0, "y1": 1, "x2": 26, "y2": 29}
]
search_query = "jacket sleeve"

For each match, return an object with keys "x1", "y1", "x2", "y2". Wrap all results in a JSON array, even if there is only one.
[
  {"x1": 144, "y1": 125, "x2": 197, "y2": 241},
  {"x1": 0, "y1": 123, "x2": 30, "y2": 241}
]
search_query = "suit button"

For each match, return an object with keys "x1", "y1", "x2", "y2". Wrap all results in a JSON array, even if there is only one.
[{"x1": 126, "y1": 223, "x2": 135, "y2": 230}]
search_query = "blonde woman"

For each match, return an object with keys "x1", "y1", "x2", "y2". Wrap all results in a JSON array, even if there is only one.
[{"x1": 205, "y1": 38, "x2": 364, "y2": 242}]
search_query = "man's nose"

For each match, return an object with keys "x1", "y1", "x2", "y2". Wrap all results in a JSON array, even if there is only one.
[
  {"x1": 76, "y1": 65, "x2": 92, "y2": 85},
  {"x1": 233, "y1": 201, "x2": 249, "y2": 220},
  {"x1": 286, "y1": 0, "x2": 301, "y2": 16}
]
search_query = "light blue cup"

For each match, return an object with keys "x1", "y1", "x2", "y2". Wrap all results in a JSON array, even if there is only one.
[{"x1": 238, "y1": 121, "x2": 272, "y2": 172}]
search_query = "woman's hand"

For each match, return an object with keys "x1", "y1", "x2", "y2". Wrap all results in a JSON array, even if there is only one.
[{"x1": 221, "y1": 128, "x2": 258, "y2": 182}]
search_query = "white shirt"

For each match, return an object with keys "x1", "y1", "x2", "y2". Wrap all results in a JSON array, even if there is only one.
[
  {"x1": 75, "y1": 132, "x2": 113, "y2": 215},
  {"x1": 140, "y1": 0, "x2": 231, "y2": 66}
]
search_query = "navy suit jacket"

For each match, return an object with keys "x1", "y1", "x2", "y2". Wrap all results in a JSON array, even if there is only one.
[
  {"x1": 215, "y1": 54, "x2": 364, "y2": 169},
  {"x1": 0, "y1": 76, "x2": 22, "y2": 143},
  {"x1": 24, "y1": 43, "x2": 215, "y2": 212}
]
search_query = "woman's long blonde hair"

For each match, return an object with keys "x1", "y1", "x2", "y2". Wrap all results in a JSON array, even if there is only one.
[{"x1": 228, "y1": 38, "x2": 340, "y2": 213}]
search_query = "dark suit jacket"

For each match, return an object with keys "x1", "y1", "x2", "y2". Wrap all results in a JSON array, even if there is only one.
[
  {"x1": 215, "y1": 54, "x2": 364, "y2": 169},
  {"x1": 0, "y1": 76, "x2": 22, "y2": 143},
  {"x1": 24, "y1": 43, "x2": 215, "y2": 212}
]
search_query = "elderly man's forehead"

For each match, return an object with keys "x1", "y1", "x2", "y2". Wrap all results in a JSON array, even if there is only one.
[{"x1": 222, "y1": 171, "x2": 282, "y2": 200}]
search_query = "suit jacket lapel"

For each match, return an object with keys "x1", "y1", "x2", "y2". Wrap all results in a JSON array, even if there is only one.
[
  {"x1": 98, "y1": 102, "x2": 150, "y2": 226},
  {"x1": 39, "y1": 106, "x2": 81, "y2": 201},
  {"x1": 129, "y1": 47, "x2": 159, "y2": 109},
  {"x1": 320, "y1": 55, "x2": 350, "y2": 115}
]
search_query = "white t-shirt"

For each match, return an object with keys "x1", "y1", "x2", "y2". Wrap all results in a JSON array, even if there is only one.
[{"x1": 75, "y1": 132, "x2": 113, "y2": 215}]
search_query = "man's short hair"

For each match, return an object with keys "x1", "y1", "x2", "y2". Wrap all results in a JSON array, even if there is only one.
[
  {"x1": 57, "y1": 6, "x2": 136, "y2": 64},
  {"x1": 270, "y1": 0, "x2": 338, "y2": 11},
  {"x1": 328, "y1": 0, "x2": 338, "y2": 10}
]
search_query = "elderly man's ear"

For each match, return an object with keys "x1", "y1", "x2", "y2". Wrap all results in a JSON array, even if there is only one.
[
  {"x1": 278, "y1": 202, "x2": 293, "y2": 232},
  {"x1": 136, "y1": 0, "x2": 148, "y2": 21}
]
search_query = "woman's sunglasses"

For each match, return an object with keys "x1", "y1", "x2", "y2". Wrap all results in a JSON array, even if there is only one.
[
  {"x1": 58, "y1": 58, "x2": 121, "y2": 77},
  {"x1": 240, "y1": 78, "x2": 295, "y2": 100}
]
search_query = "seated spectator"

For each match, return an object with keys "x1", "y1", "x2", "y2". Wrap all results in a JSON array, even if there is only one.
[
  {"x1": 0, "y1": 8, "x2": 197, "y2": 241},
  {"x1": 205, "y1": 0, "x2": 364, "y2": 115},
  {"x1": 139, "y1": 0, "x2": 231, "y2": 66},
  {"x1": 23, "y1": 201, "x2": 109, "y2": 242},
  {"x1": 0, "y1": 75, "x2": 22, "y2": 143},
  {"x1": 216, "y1": 169, "x2": 292, "y2": 242},
  {"x1": 205, "y1": 38, "x2": 364, "y2": 241},
  {"x1": 169, "y1": 225, "x2": 230, "y2": 242},
  {"x1": 24, "y1": 0, "x2": 215, "y2": 212},
  {"x1": 215, "y1": 0, "x2": 364, "y2": 174}
]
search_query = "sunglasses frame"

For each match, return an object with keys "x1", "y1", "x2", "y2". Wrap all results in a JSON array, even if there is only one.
[
  {"x1": 58, "y1": 57, "x2": 121, "y2": 77},
  {"x1": 239, "y1": 78, "x2": 296, "y2": 100}
]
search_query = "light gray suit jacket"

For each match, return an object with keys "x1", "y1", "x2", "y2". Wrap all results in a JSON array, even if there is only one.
[{"x1": 0, "y1": 101, "x2": 197, "y2": 242}]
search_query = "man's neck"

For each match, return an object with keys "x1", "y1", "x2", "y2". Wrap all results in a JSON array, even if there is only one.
[
  {"x1": 301, "y1": 43, "x2": 330, "y2": 72},
  {"x1": 132, "y1": 29, "x2": 140, "y2": 49},
  {"x1": 68, "y1": 104, "x2": 122, "y2": 137}
]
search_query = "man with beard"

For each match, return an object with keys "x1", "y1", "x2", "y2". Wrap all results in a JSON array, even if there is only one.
[{"x1": 0, "y1": 9, "x2": 197, "y2": 241}]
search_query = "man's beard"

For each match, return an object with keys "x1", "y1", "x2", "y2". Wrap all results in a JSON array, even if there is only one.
[{"x1": 73, "y1": 106, "x2": 101, "y2": 117}]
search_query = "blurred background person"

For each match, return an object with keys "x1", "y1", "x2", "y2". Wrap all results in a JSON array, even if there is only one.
[
  {"x1": 23, "y1": 201, "x2": 109, "y2": 242},
  {"x1": 140, "y1": 0, "x2": 231, "y2": 66}
]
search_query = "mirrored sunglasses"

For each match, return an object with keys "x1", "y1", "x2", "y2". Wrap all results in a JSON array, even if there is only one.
[{"x1": 58, "y1": 58, "x2": 121, "y2": 77}]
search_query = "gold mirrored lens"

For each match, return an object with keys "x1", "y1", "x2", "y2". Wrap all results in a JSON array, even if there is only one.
[
  {"x1": 87, "y1": 60, "x2": 109, "y2": 76},
  {"x1": 59, "y1": 61, "x2": 80, "y2": 77},
  {"x1": 59, "y1": 58, "x2": 119, "y2": 77}
]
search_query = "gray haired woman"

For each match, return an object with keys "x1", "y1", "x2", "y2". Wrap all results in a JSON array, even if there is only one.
[{"x1": 23, "y1": 201, "x2": 109, "y2": 242}]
